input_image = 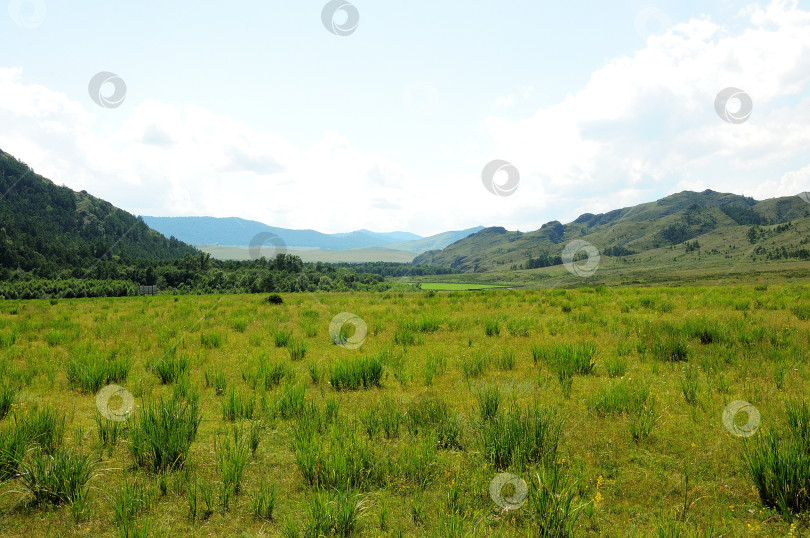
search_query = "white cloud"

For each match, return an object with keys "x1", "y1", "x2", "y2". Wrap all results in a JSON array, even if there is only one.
[
  {"x1": 480, "y1": 0, "x2": 810, "y2": 225},
  {"x1": 1, "y1": 0, "x2": 810, "y2": 238}
]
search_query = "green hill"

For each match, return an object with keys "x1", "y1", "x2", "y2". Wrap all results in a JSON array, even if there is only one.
[
  {"x1": 413, "y1": 190, "x2": 810, "y2": 279},
  {"x1": 0, "y1": 150, "x2": 197, "y2": 278}
]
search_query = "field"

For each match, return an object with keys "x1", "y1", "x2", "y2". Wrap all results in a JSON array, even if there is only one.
[
  {"x1": 0, "y1": 285, "x2": 809, "y2": 536},
  {"x1": 419, "y1": 283, "x2": 507, "y2": 291},
  {"x1": 199, "y1": 245, "x2": 417, "y2": 263}
]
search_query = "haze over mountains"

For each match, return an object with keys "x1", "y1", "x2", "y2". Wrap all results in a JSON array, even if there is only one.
[{"x1": 142, "y1": 216, "x2": 484, "y2": 255}]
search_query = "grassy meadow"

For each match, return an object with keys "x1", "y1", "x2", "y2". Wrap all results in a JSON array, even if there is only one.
[{"x1": 0, "y1": 285, "x2": 809, "y2": 536}]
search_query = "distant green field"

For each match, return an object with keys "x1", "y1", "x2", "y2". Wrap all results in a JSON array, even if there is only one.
[
  {"x1": 420, "y1": 282, "x2": 507, "y2": 290},
  {"x1": 199, "y1": 244, "x2": 417, "y2": 263}
]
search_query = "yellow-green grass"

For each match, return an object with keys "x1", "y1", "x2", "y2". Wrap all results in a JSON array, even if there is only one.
[
  {"x1": 0, "y1": 285, "x2": 808, "y2": 536},
  {"x1": 419, "y1": 283, "x2": 507, "y2": 291}
]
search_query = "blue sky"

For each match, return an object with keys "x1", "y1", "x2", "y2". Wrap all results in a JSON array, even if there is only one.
[{"x1": 2, "y1": 0, "x2": 810, "y2": 235}]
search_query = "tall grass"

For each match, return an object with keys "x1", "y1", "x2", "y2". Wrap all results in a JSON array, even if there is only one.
[
  {"x1": 19, "y1": 447, "x2": 93, "y2": 507},
  {"x1": 221, "y1": 387, "x2": 255, "y2": 421},
  {"x1": 286, "y1": 338, "x2": 307, "y2": 361},
  {"x1": 0, "y1": 421, "x2": 28, "y2": 481},
  {"x1": 528, "y1": 464, "x2": 586, "y2": 537},
  {"x1": 152, "y1": 352, "x2": 189, "y2": 384},
  {"x1": 216, "y1": 428, "x2": 249, "y2": 509},
  {"x1": 329, "y1": 355, "x2": 383, "y2": 391},
  {"x1": 20, "y1": 405, "x2": 65, "y2": 455},
  {"x1": 361, "y1": 397, "x2": 403, "y2": 440},
  {"x1": 476, "y1": 385, "x2": 501, "y2": 421},
  {"x1": 243, "y1": 358, "x2": 293, "y2": 391},
  {"x1": 480, "y1": 404, "x2": 561, "y2": 470},
  {"x1": 744, "y1": 400, "x2": 810, "y2": 517},
  {"x1": 273, "y1": 327, "x2": 292, "y2": 348},
  {"x1": 251, "y1": 479, "x2": 277, "y2": 521},
  {"x1": 292, "y1": 419, "x2": 385, "y2": 490},
  {"x1": 587, "y1": 380, "x2": 651, "y2": 416},
  {"x1": 461, "y1": 352, "x2": 489, "y2": 381},
  {"x1": 66, "y1": 350, "x2": 131, "y2": 393},
  {"x1": 112, "y1": 479, "x2": 155, "y2": 529},
  {"x1": 129, "y1": 394, "x2": 201, "y2": 472},
  {"x1": 0, "y1": 383, "x2": 16, "y2": 420}
]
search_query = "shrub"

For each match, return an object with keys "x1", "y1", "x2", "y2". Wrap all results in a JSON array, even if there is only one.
[
  {"x1": 267, "y1": 293, "x2": 283, "y2": 304},
  {"x1": 19, "y1": 447, "x2": 93, "y2": 507},
  {"x1": 329, "y1": 355, "x2": 383, "y2": 391},
  {"x1": 480, "y1": 404, "x2": 561, "y2": 470},
  {"x1": 129, "y1": 395, "x2": 201, "y2": 472}
]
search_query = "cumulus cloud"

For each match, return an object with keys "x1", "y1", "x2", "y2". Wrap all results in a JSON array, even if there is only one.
[{"x1": 1, "y1": 0, "x2": 809, "y2": 236}]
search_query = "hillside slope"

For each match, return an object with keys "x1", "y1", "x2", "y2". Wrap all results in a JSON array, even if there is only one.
[
  {"x1": 413, "y1": 190, "x2": 810, "y2": 274},
  {"x1": 0, "y1": 151, "x2": 197, "y2": 276}
]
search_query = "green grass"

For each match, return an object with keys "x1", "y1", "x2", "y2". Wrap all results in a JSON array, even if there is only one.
[
  {"x1": 420, "y1": 282, "x2": 507, "y2": 291},
  {"x1": 0, "y1": 286, "x2": 808, "y2": 536}
]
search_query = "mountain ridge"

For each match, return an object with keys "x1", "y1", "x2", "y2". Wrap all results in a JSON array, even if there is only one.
[
  {"x1": 414, "y1": 190, "x2": 810, "y2": 273},
  {"x1": 141, "y1": 216, "x2": 483, "y2": 254}
]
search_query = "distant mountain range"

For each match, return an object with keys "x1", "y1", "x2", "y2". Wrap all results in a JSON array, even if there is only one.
[
  {"x1": 141, "y1": 216, "x2": 483, "y2": 254},
  {"x1": 414, "y1": 189, "x2": 810, "y2": 274}
]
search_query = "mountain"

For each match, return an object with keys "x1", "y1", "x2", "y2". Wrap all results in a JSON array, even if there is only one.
[
  {"x1": 0, "y1": 150, "x2": 196, "y2": 277},
  {"x1": 141, "y1": 217, "x2": 483, "y2": 255},
  {"x1": 141, "y1": 216, "x2": 422, "y2": 251},
  {"x1": 386, "y1": 227, "x2": 486, "y2": 253},
  {"x1": 413, "y1": 190, "x2": 810, "y2": 274}
]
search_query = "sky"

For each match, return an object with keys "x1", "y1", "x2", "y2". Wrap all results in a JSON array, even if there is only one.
[{"x1": 1, "y1": 0, "x2": 810, "y2": 236}]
